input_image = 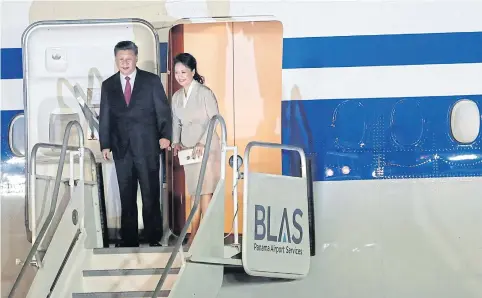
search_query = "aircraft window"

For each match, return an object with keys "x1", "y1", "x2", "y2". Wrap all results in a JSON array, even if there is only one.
[
  {"x1": 450, "y1": 99, "x2": 480, "y2": 144},
  {"x1": 390, "y1": 99, "x2": 424, "y2": 147},
  {"x1": 9, "y1": 113, "x2": 26, "y2": 157},
  {"x1": 332, "y1": 100, "x2": 366, "y2": 149}
]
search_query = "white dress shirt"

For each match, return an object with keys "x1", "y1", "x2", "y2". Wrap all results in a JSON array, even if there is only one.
[{"x1": 120, "y1": 69, "x2": 137, "y2": 93}]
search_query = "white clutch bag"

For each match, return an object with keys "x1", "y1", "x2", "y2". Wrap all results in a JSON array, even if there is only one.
[{"x1": 178, "y1": 148, "x2": 203, "y2": 166}]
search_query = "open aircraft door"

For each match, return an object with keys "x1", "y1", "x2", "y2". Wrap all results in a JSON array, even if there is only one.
[
  {"x1": 155, "y1": 16, "x2": 283, "y2": 244},
  {"x1": 22, "y1": 18, "x2": 162, "y2": 248}
]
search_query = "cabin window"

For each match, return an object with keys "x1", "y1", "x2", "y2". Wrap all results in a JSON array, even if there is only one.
[
  {"x1": 450, "y1": 99, "x2": 480, "y2": 144},
  {"x1": 390, "y1": 99, "x2": 424, "y2": 147},
  {"x1": 9, "y1": 113, "x2": 26, "y2": 157}
]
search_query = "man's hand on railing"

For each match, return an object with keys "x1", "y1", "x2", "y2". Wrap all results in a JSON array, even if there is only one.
[{"x1": 159, "y1": 138, "x2": 171, "y2": 150}]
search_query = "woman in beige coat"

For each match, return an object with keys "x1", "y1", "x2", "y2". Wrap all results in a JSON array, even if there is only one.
[{"x1": 171, "y1": 53, "x2": 221, "y2": 245}]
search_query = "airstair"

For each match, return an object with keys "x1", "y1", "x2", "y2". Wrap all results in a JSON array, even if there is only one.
[{"x1": 8, "y1": 111, "x2": 313, "y2": 297}]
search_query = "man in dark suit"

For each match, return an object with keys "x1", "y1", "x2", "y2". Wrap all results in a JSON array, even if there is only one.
[{"x1": 99, "y1": 41, "x2": 172, "y2": 247}]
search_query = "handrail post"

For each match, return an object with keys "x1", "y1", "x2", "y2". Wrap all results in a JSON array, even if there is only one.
[
  {"x1": 223, "y1": 144, "x2": 240, "y2": 246},
  {"x1": 243, "y1": 141, "x2": 307, "y2": 179},
  {"x1": 232, "y1": 145, "x2": 239, "y2": 245},
  {"x1": 9, "y1": 120, "x2": 85, "y2": 298},
  {"x1": 151, "y1": 114, "x2": 227, "y2": 298}
]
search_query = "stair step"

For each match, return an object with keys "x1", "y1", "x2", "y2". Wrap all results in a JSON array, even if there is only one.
[
  {"x1": 89, "y1": 246, "x2": 187, "y2": 270},
  {"x1": 92, "y1": 246, "x2": 188, "y2": 255},
  {"x1": 83, "y1": 268, "x2": 180, "y2": 277},
  {"x1": 82, "y1": 268, "x2": 180, "y2": 292},
  {"x1": 72, "y1": 290, "x2": 170, "y2": 297}
]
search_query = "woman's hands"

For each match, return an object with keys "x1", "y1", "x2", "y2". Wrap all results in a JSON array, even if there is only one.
[
  {"x1": 193, "y1": 143, "x2": 204, "y2": 158},
  {"x1": 171, "y1": 143, "x2": 204, "y2": 158}
]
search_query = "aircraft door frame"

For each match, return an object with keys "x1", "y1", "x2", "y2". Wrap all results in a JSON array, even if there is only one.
[{"x1": 21, "y1": 18, "x2": 161, "y2": 245}]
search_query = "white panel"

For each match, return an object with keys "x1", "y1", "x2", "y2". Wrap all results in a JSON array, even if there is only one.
[
  {"x1": 243, "y1": 173, "x2": 310, "y2": 279},
  {"x1": 219, "y1": 178, "x2": 482, "y2": 298},
  {"x1": 1, "y1": 79, "x2": 24, "y2": 110},
  {"x1": 450, "y1": 99, "x2": 481, "y2": 144},
  {"x1": 229, "y1": 2, "x2": 482, "y2": 38},
  {"x1": 4, "y1": 1, "x2": 482, "y2": 48},
  {"x1": 0, "y1": 0, "x2": 33, "y2": 48},
  {"x1": 282, "y1": 63, "x2": 482, "y2": 101}
]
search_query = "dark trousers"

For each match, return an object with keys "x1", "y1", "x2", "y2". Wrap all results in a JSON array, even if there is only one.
[{"x1": 114, "y1": 148, "x2": 162, "y2": 246}]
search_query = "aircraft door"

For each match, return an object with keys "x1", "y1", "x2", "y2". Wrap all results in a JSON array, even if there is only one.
[
  {"x1": 22, "y1": 18, "x2": 161, "y2": 246},
  {"x1": 163, "y1": 19, "x2": 283, "y2": 241}
]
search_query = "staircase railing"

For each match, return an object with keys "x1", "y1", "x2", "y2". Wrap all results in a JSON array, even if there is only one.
[
  {"x1": 24, "y1": 80, "x2": 98, "y2": 243},
  {"x1": 9, "y1": 120, "x2": 91, "y2": 298},
  {"x1": 151, "y1": 114, "x2": 228, "y2": 297}
]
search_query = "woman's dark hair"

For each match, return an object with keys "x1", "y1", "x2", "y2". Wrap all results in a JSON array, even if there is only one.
[{"x1": 174, "y1": 53, "x2": 205, "y2": 84}]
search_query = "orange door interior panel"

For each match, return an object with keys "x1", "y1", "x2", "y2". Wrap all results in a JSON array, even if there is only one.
[
  {"x1": 167, "y1": 21, "x2": 283, "y2": 235},
  {"x1": 232, "y1": 21, "x2": 283, "y2": 234}
]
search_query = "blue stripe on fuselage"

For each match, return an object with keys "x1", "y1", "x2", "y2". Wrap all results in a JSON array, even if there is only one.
[
  {"x1": 282, "y1": 96, "x2": 482, "y2": 181},
  {"x1": 4, "y1": 31, "x2": 482, "y2": 78},
  {"x1": 0, "y1": 42, "x2": 169, "y2": 80},
  {"x1": 282, "y1": 31, "x2": 482, "y2": 69}
]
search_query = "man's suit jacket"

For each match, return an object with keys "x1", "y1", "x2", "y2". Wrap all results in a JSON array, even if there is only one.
[{"x1": 99, "y1": 68, "x2": 172, "y2": 159}]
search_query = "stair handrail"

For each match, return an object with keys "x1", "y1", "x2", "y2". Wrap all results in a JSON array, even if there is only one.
[
  {"x1": 9, "y1": 120, "x2": 86, "y2": 298},
  {"x1": 24, "y1": 81, "x2": 97, "y2": 242},
  {"x1": 151, "y1": 114, "x2": 228, "y2": 297},
  {"x1": 25, "y1": 142, "x2": 97, "y2": 243}
]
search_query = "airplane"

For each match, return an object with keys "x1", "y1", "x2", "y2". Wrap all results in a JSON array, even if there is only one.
[{"x1": 2, "y1": 0, "x2": 482, "y2": 297}]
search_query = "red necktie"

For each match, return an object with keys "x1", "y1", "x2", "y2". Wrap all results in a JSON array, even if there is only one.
[{"x1": 125, "y1": 76, "x2": 132, "y2": 105}]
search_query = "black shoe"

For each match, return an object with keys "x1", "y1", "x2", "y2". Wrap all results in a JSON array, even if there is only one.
[{"x1": 149, "y1": 241, "x2": 161, "y2": 247}]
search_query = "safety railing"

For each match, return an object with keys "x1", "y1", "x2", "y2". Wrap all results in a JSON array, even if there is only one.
[
  {"x1": 73, "y1": 83, "x2": 100, "y2": 136},
  {"x1": 151, "y1": 114, "x2": 228, "y2": 297},
  {"x1": 244, "y1": 141, "x2": 307, "y2": 185},
  {"x1": 10, "y1": 120, "x2": 89, "y2": 298},
  {"x1": 26, "y1": 144, "x2": 96, "y2": 250},
  {"x1": 85, "y1": 68, "x2": 103, "y2": 139},
  {"x1": 24, "y1": 79, "x2": 98, "y2": 243}
]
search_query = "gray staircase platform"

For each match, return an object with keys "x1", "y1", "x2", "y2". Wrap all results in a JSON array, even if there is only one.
[
  {"x1": 72, "y1": 290, "x2": 170, "y2": 297},
  {"x1": 92, "y1": 246, "x2": 189, "y2": 254},
  {"x1": 83, "y1": 268, "x2": 181, "y2": 276}
]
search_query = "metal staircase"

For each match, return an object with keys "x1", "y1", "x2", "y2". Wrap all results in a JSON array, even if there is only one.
[{"x1": 8, "y1": 111, "x2": 312, "y2": 298}]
